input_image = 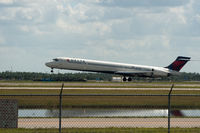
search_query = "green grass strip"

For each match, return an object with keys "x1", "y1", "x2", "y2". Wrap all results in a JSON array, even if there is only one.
[
  {"x1": 1, "y1": 89, "x2": 200, "y2": 109},
  {"x1": 1, "y1": 128, "x2": 200, "y2": 133}
]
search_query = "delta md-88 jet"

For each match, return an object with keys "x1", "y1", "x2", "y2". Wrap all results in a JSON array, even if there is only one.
[{"x1": 45, "y1": 56, "x2": 191, "y2": 81}]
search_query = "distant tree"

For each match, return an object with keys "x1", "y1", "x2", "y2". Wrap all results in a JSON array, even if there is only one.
[{"x1": 0, "y1": 71, "x2": 200, "y2": 81}]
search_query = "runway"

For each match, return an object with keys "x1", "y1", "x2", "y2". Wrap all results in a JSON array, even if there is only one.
[
  {"x1": 1, "y1": 82, "x2": 200, "y2": 87},
  {"x1": 18, "y1": 118, "x2": 200, "y2": 128},
  {"x1": 1, "y1": 87, "x2": 200, "y2": 90}
]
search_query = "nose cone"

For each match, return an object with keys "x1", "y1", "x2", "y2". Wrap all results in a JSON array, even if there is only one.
[{"x1": 45, "y1": 62, "x2": 53, "y2": 68}]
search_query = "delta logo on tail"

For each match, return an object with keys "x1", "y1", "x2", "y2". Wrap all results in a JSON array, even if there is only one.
[{"x1": 165, "y1": 56, "x2": 191, "y2": 72}]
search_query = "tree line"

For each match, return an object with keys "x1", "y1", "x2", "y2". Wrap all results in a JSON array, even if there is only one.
[
  {"x1": 0, "y1": 71, "x2": 200, "y2": 81},
  {"x1": 0, "y1": 71, "x2": 112, "y2": 81}
]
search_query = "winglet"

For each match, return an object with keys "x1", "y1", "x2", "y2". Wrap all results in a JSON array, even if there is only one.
[{"x1": 165, "y1": 56, "x2": 191, "y2": 71}]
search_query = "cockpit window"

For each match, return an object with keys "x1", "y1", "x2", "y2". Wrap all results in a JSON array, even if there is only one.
[{"x1": 53, "y1": 58, "x2": 59, "y2": 62}]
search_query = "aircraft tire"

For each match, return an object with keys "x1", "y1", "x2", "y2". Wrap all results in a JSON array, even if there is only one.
[
  {"x1": 123, "y1": 77, "x2": 127, "y2": 82},
  {"x1": 128, "y1": 77, "x2": 132, "y2": 82}
]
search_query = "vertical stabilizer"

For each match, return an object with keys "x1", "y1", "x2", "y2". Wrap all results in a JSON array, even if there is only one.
[{"x1": 165, "y1": 56, "x2": 191, "y2": 71}]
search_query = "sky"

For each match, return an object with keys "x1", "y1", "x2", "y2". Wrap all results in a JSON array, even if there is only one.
[{"x1": 0, "y1": 0, "x2": 200, "y2": 73}]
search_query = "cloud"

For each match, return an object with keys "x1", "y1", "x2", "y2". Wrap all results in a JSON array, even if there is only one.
[
  {"x1": 97, "y1": 0, "x2": 189, "y2": 7},
  {"x1": 56, "y1": 18, "x2": 111, "y2": 36},
  {"x1": 169, "y1": 7, "x2": 187, "y2": 24},
  {"x1": 0, "y1": 0, "x2": 199, "y2": 73},
  {"x1": 0, "y1": 34, "x2": 5, "y2": 44},
  {"x1": 19, "y1": 25, "x2": 50, "y2": 35},
  {"x1": 0, "y1": 0, "x2": 13, "y2": 4},
  {"x1": 74, "y1": 35, "x2": 171, "y2": 62}
]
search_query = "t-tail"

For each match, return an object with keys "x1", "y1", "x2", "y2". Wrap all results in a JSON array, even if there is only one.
[{"x1": 165, "y1": 56, "x2": 191, "y2": 71}]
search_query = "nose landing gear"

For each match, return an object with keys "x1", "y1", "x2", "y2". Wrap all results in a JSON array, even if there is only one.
[{"x1": 51, "y1": 68, "x2": 54, "y2": 73}]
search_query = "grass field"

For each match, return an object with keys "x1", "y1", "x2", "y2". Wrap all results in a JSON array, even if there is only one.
[
  {"x1": 1, "y1": 89, "x2": 200, "y2": 109},
  {"x1": 1, "y1": 128, "x2": 200, "y2": 133},
  {"x1": 1, "y1": 81, "x2": 200, "y2": 109}
]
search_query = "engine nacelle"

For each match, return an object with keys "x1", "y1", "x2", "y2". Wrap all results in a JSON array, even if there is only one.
[{"x1": 151, "y1": 69, "x2": 169, "y2": 77}]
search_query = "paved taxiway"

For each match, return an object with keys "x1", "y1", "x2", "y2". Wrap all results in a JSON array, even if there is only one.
[{"x1": 19, "y1": 118, "x2": 200, "y2": 128}]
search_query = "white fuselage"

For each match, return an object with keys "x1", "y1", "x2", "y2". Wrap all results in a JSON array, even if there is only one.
[{"x1": 45, "y1": 57, "x2": 179, "y2": 78}]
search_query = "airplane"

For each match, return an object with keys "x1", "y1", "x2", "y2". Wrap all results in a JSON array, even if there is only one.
[{"x1": 45, "y1": 56, "x2": 191, "y2": 81}]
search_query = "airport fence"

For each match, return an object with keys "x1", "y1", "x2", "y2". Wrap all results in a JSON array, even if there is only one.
[{"x1": 1, "y1": 84, "x2": 200, "y2": 133}]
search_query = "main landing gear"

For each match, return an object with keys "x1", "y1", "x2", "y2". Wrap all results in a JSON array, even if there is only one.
[
  {"x1": 51, "y1": 68, "x2": 54, "y2": 73},
  {"x1": 123, "y1": 77, "x2": 132, "y2": 82}
]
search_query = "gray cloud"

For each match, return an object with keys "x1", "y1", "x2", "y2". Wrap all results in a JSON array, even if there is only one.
[{"x1": 98, "y1": 0, "x2": 189, "y2": 7}]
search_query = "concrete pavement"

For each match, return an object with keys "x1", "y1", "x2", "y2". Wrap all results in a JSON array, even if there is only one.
[{"x1": 18, "y1": 118, "x2": 200, "y2": 128}]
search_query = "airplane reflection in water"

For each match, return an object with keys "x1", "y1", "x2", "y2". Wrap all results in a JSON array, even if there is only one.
[{"x1": 19, "y1": 108, "x2": 200, "y2": 117}]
